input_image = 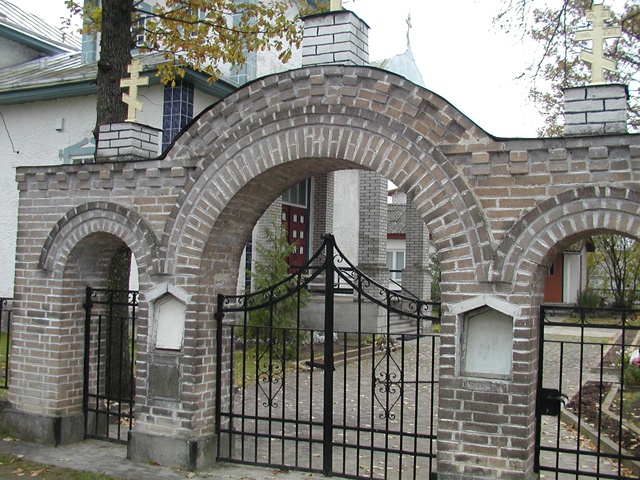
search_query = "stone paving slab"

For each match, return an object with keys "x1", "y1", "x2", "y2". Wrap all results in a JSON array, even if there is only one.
[
  {"x1": 0, "y1": 438, "x2": 319, "y2": 480},
  {"x1": 0, "y1": 326, "x2": 634, "y2": 479}
]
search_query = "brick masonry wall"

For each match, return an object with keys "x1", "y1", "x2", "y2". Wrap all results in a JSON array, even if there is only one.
[
  {"x1": 302, "y1": 11, "x2": 369, "y2": 67},
  {"x1": 404, "y1": 200, "x2": 432, "y2": 299},
  {"x1": 311, "y1": 172, "x2": 334, "y2": 253},
  {"x1": 564, "y1": 84, "x2": 628, "y2": 136},
  {"x1": 358, "y1": 170, "x2": 387, "y2": 286},
  {"x1": 10, "y1": 64, "x2": 640, "y2": 477}
]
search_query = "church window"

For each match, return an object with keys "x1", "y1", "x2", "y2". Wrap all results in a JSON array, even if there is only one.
[
  {"x1": 282, "y1": 180, "x2": 308, "y2": 207},
  {"x1": 162, "y1": 80, "x2": 194, "y2": 151},
  {"x1": 387, "y1": 250, "x2": 405, "y2": 286},
  {"x1": 60, "y1": 137, "x2": 96, "y2": 164}
]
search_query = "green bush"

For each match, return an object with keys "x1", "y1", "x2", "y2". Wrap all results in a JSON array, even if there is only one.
[
  {"x1": 577, "y1": 288, "x2": 600, "y2": 308},
  {"x1": 624, "y1": 365, "x2": 640, "y2": 387},
  {"x1": 618, "y1": 350, "x2": 640, "y2": 387},
  {"x1": 246, "y1": 215, "x2": 308, "y2": 359}
]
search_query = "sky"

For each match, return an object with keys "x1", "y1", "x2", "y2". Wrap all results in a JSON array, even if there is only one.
[{"x1": 20, "y1": 0, "x2": 547, "y2": 137}]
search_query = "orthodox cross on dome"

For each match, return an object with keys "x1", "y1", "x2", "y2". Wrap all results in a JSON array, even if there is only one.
[
  {"x1": 406, "y1": 14, "x2": 412, "y2": 48},
  {"x1": 329, "y1": 0, "x2": 342, "y2": 11},
  {"x1": 574, "y1": 2, "x2": 621, "y2": 84},
  {"x1": 120, "y1": 59, "x2": 149, "y2": 122}
]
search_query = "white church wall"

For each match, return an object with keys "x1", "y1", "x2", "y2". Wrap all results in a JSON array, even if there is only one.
[
  {"x1": 0, "y1": 95, "x2": 96, "y2": 296},
  {"x1": 332, "y1": 170, "x2": 359, "y2": 264},
  {"x1": 254, "y1": 2, "x2": 303, "y2": 81},
  {"x1": 0, "y1": 37, "x2": 41, "y2": 69},
  {"x1": 563, "y1": 252, "x2": 583, "y2": 304},
  {"x1": 255, "y1": 45, "x2": 303, "y2": 79},
  {"x1": 0, "y1": 83, "x2": 221, "y2": 297}
]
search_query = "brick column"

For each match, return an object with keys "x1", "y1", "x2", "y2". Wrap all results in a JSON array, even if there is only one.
[
  {"x1": 311, "y1": 173, "x2": 334, "y2": 253},
  {"x1": 302, "y1": 10, "x2": 369, "y2": 67},
  {"x1": 564, "y1": 84, "x2": 628, "y2": 136},
  {"x1": 96, "y1": 123, "x2": 161, "y2": 161},
  {"x1": 403, "y1": 200, "x2": 432, "y2": 300},
  {"x1": 358, "y1": 171, "x2": 387, "y2": 287}
]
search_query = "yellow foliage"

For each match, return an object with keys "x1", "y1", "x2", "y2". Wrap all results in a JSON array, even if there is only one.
[{"x1": 65, "y1": 0, "x2": 310, "y2": 84}]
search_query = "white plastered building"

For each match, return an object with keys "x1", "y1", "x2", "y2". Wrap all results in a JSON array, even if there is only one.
[{"x1": 0, "y1": 0, "x2": 433, "y2": 301}]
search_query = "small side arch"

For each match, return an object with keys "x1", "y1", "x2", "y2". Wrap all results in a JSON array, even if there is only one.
[
  {"x1": 492, "y1": 186, "x2": 640, "y2": 288},
  {"x1": 39, "y1": 201, "x2": 161, "y2": 276}
]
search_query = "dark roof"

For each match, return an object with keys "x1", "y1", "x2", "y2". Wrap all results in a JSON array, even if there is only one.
[
  {"x1": 388, "y1": 204, "x2": 406, "y2": 235},
  {"x1": 0, "y1": 51, "x2": 238, "y2": 104}
]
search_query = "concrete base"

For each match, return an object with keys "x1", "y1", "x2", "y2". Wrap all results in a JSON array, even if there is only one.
[
  {"x1": 1, "y1": 409, "x2": 84, "y2": 446},
  {"x1": 127, "y1": 430, "x2": 218, "y2": 471},
  {"x1": 303, "y1": 295, "x2": 387, "y2": 333}
]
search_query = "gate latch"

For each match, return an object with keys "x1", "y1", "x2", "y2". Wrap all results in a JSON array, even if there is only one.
[{"x1": 538, "y1": 388, "x2": 568, "y2": 416}]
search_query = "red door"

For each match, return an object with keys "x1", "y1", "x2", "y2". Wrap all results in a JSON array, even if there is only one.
[
  {"x1": 282, "y1": 205, "x2": 307, "y2": 271},
  {"x1": 544, "y1": 255, "x2": 563, "y2": 303}
]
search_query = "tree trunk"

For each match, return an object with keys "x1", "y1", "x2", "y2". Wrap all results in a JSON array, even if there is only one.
[
  {"x1": 95, "y1": 0, "x2": 133, "y2": 134},
  {"x1": 106, "y1": 245, "x2": 133, "y2": 402}
]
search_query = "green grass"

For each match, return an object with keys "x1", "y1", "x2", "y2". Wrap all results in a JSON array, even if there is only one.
[
  {"x1": 618, "y1": 389, "x2": 640, "y2": 430},
  {"x1": 0, "y1": 453, "x2": 120, "y2": 479},
  {"x1": 232, "y1": 347, "x2": 287, "y2": 388},
  {"x1": 0, "y1": 333, "x2": 7, "y2": 371}
]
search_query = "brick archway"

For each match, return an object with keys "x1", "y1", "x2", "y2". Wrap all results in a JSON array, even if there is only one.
[
  {"x1": 162, "y1": 65, "x2": 495, "y2": 286},
  {"x1": 8, "y1": 62, "x2": 640, "y2": 478},
  {"x1": 494, "y1": 186, "x2": 640, "y2": 288},
  {"x1": 39, "y1": 201, "x2": 160, "y2": 276}
]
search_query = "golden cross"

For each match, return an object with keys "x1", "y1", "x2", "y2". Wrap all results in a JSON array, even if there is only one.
[
  {"x1": 574, "y1": 2, "x2": 621, "y2": 84},
  {"x1": 120, "y1": 59, "x2": 149, "y2": 122}
]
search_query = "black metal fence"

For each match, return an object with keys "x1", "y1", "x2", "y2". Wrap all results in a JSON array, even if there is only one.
[
  {"x1": 0, "y1": 298, "x2": 11, "y2": 389},
  {"x1": 216, "y1": 234, "x2": 440, "y2": 479},
  {"x1": 536, "y1": 305, "x2": 640, "y2": 479},
  {"x1": 83, "y1": 287, "x2": 138, "y2": 443}
]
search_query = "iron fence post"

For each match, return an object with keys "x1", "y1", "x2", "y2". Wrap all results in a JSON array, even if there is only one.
[
  {"x1": 83, "y1": 286, "x2": 93, "y2": 438},
  {"x1": 322, "y1": 235, "x2": 335, "y2": 476},
  {"x1": 214, "y1": 293, "x2": 224, "y2": 453}
]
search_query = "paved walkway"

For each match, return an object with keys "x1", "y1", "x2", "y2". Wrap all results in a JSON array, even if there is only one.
[
  {"x1": 0, "y1": 438, "x2": 314, "y2": 480},
  {"x1": 537, "y1": 324, "x2": 638, "y2": 478},
  {"x1": 0, "y1": 325, "x2": 635, "y2": 479}
]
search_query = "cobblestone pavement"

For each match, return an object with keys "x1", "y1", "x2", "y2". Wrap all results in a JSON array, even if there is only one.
[
  {"x1": 0, "y1": 325, "x2": 636, "y2": 479},
  {"x1": 219, "y1": 333, "x2": 439, "y2": 479},
  {"x1": 537, "y1": 325, "x2": 638, "y2": 479}
]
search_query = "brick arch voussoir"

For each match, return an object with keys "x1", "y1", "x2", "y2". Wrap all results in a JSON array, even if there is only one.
[
  {"x1": 164, "y1": 120, "x2": 491, "y2": 278},
  {"x1": 40, "y1": 202, "x2": 161, "y2": 276},
  {"x1": 493, "y1": 186, "x2": 640, "y2": 286},
  {"x1": 171, "y1": 66, "x2": 489, "y2": 168},
  {"x1": 161, "y1": 65, "x2": 495, "y2": 277}
]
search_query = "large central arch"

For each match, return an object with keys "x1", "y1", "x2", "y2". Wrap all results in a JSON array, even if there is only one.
[{"x1": 162, "y1": 65, "x2": 494, "y2": 285}]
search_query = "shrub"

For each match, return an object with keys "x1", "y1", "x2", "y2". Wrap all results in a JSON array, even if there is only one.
[
  {"x1": 577, "y1": 288, "x2": 601, "y2": 308},
  {"x1": 247, "y1": 214, "x2": 308, "y2": 359}
]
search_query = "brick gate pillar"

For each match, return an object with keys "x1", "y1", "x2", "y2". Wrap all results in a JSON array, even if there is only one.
[
  {"x1": 437, "y1": 293, "x2": 539, "y2": 480},
  {"x1": 403, "y1": 199, "x2": 432, "y2": 300},
  {"x1": 358, "y1": 171, "x2": 388, "y2": 302},
  {"x1": 564, "y1": 84, "x2": 628, "y2": 136},
  {"x1": 311, "y1": 173, "x2": 334, "y2": 253}
]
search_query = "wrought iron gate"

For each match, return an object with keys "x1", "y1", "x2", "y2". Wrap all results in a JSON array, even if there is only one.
[
  {"x1": 535, "y1": 305, "x2": 640, "y2": 479},
  {"x1": 215, "y1": 235, "x2": 440, "y2": 479},
  {"x1": 0, "y1": 298, "x2": 12, "y2": 389},
  {"x1": 83, "y1": 287, "x2": 138, "y2": 443}
]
